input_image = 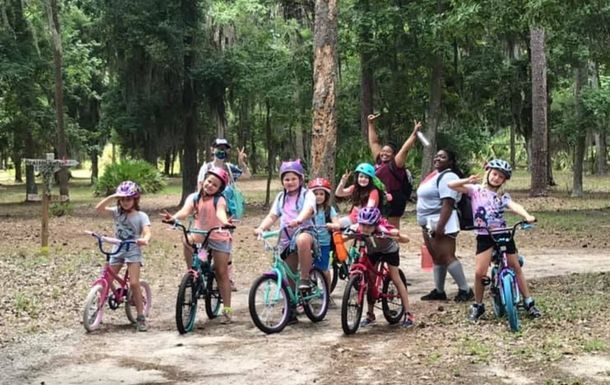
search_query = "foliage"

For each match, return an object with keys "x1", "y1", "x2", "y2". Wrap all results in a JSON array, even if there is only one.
[{"x1": 94, "y1": 159, "x2": 165, "y2": 196}]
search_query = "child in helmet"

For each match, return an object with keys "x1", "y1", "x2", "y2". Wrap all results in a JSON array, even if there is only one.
[
  {"x1": 335, "y1": 162, "x2": 386, "y2": 227},
  {"x1": 96, "y1": 181, "x2": 152, "y2": 331},
  {"x1": 162, "y1": 167, "x2": 235, "y2": 323},
  {"x1": 350, "y1": 207, "x2": 414, "y2": 328},
  {"x1": 447, "y1": 159, "x2": 541, "y2": 322},
  {"x1": 308, "y1": 177, "x2": 340, "y2": 287}
]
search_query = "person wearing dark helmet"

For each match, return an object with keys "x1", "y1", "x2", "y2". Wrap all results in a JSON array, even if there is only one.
[
  {"x1": 448, "y1": 159, "x2": 541, "y2": 322},
  {"x1": 96, "y1": 181, "x2": 152, "y2": 331}
]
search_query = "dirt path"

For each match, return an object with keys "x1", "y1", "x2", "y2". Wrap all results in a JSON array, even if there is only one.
[{"x1": 3, "y1": 246, "x2": 610, "y2": 385}]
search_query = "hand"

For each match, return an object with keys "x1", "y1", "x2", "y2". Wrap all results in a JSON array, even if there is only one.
[
  {"x1": 340, "y1": 170, "x2": 352, "y2": 184},
  {"x1": 525, "y1": 215, "x2": 536, "y2": 223},
  {"x1": 412, "y1": 120, "x2": 422, "y2": 134},
  {"x1": 288, "y1": 219, "x2": 302, "y2": 228},
  {"x1": 367, "y1": 113, "x2": 380, "y2": 122},
  {"x1": 253, "y1": 227, "x2": 264, "y2": 236},
  {"x1": 160, "y1": 210, "x2": 173, "y2": 222},
  {"x1": 238, "y1": 147, "x2": 248, "y2": 164},
  {"x1": 386, "y1": 192, "x2": 393, "y2": 202},
  {"x1": 467, "y1": 174, "x2": 481, "y2": 184},
  {"x1": 136, "y1": 238, "x2": 149, "y2": 246}
]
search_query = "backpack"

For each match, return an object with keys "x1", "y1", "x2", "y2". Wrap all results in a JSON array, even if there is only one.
[
  {"x1": 436, "y1": 170, "x2": 473, "y2": 230},
  {"x1": 388, "y1": 164, "x2": 414, "y2": 201},
  {"x1": 199, "y1": 162, "x2": 245, "y2": 219}
]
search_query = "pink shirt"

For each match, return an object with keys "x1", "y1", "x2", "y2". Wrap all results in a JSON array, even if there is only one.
[{"x1": 192, "y1": 195, "x2": 231, "y2": 242}]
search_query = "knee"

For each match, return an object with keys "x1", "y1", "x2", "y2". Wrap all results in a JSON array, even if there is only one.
[{"x1": 130, "y1": 278, "x2": 140, "y2": 289}]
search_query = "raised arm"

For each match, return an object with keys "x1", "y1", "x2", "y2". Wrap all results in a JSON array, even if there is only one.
[
  {"x1": 394, "y1": 120, "x2": 421, "y2": 168},
  {"x1": 367, "y1": 114, "x2": 382, "y2": 160},
  {"x1": 447, "y1": 175, "x2": 480, "y2": 194},
  {"x1": 335, "y1": 171, "x2": 353, "y2": 198},
  {"x1": 237, "y1": 147, "x2": 251, "y2": 179},
  {"x1": 96, "y1": 194, "x2": 118, "y2": 215}
]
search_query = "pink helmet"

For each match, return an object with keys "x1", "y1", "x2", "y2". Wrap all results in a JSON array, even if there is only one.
[
  {"x1": 308, "y1": 177, "x2": 332, "y2": 193},
  {"x1": 205, "y1": 166, "x2": 230, "y2": 191},
  {"x1": 280, "y1": 159, "x2": 305, "y2": 179},
  {"x1": 115, "y1": 181, "x2": 140, "y2": 198}
]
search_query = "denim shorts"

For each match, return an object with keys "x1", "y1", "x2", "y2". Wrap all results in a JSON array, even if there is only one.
[
  {"x1": 109, "y1": 253, "x2": 143, "y2": 266},
  {"x1": 314, "y1": 245, "x2": 331, "y2": 271},
  {"x1": 207, "y1": 239, "x2": 232, "y2": 254}
]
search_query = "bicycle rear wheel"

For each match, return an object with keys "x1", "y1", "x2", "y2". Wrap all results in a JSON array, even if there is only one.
[
  {"x1": 303, "y1": 268, "x2": 329, "y2": 322},
  {"x1": 83, "y1": 284, "x2": 105, "y2": 332},
  {"x1": 501, "y1": 274, "x2": 520, "y2": 332},
  {"x1": 381, "y1": 269, "x2": 406, "y2": 324},
  {"x1": 249, "y1": 274, "x2": 289, "y2": 334},
  {"x1": 125, "y1": 281, "x2": 152, "y2": 324},
  {"x1": 176, "y1": 273, "x2": 199, "y2": 334},
  {"x1": 205, "y1": 272, "x2": 222, "y2": 319},
  {"x1": 341, "y1": 274, "x2": 364, "y2": 335}
]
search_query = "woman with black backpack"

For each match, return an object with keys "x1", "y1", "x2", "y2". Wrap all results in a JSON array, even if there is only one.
[{"x1": 367, "y1": 114, "x2": 421, "y2": 229}]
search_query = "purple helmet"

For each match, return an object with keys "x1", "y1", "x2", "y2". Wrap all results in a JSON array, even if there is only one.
[
  {"x1": 279, "y1": 159, "x2": 305, "y2": 179},
  {"x1": 357, "y1": 207, "x2": 381, "y2": 225},
  {"x1": 115, "y1": 181, "x2": 140, "y2": 198}
]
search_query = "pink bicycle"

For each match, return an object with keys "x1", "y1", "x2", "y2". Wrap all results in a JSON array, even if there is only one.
[{"x1": 82, "y1": 231, "x2": 152, "y2": 332}]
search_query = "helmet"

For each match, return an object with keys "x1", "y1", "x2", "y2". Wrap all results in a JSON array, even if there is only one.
[
  {"x1": 212, "y1": 138, "x2": 231, "y2": 149},
  {"x1": 354, "y1": 163, "x2": 376, "y2": 178},
  {"x1": 205, "y1": 166, "x2": 230, "y2": 192},
  {"x1": 280, "y1": 159, "x2": 305, "y2": 179},
  {"x1": 485, "y1": 159, "x2": 512, "y2": 180},
  {"x1": 308, "y1": 177, "x2": 332, "y2": 193},
  {"x1": 357, "y1": 207, "x2": 381, "y2": 225},
  {"x1": 115, "y1": 181, "x2": 140, "y2": 198}
]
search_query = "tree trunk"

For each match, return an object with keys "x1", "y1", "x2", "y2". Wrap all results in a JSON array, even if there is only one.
[
  {"x1": 264, "y1": 100, "x2": 273, "y2": 207},
  {"x1": 571, "y1": 63, "x2": 587, "y2": 197},
  {"x1": 359, "y1": 0, "x2": 373, "y2": 139},
  {"x1": 421, "y1": 55, "x2": 443, "y2": 176},
  {"x1": 310, "y1": 0, "x2": 338, "y2": 180},
  {"x1": 90, "y1": 149, "x2": 99, "y2": 185},
  {"x1": 529, "y1": 26, "x2": 548, "y2": 196},
  {"x1": 45, "y1": 0, "x2": 69, "y2": 198},
  {"x1": 595, "y1": 132, "x2": 607, "y2": 176}
]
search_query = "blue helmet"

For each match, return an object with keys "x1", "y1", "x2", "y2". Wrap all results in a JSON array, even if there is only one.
[
  {"x1": 354, "y1": 163, "x2": 376, "y2": 178},
  {"x1": 357, "y1": 207, "x2": 381, "y2": 225},
  {"x1": 486, "y1": 159, "x2": 512, "y2": 180}
]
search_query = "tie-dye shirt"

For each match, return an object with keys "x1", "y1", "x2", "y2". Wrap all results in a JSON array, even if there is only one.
[{"x1": 466, "y1": 185, "x2": 512, "y2": 235}]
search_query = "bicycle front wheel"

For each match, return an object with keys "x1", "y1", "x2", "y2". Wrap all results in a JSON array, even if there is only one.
[
  {"x1": 341, "y1": 274, "x2": 364, "y2": 335},
  {"x1": 176, "y1": 273, "x2": 199, "y2": 334},
  {"x1": 249, "y1": 275, "x2": 289, "y2": 334},
  {"x1": 83, "y1": 284, "x2": 105, "y2": 332},
  {"x1": 501, "y1": 274, "x2": 520, "y2": 332},
  {"x1": 125, "y1": 281, "x2": 152, "y2": 324},
  {"x1": 303, "y1": 268, "x2": 330, "y2": 322},
  {"x1": 381, "y1": 269, "x2": 406, "y2": 324},
  {"x1": 205, "y1": 272, "x2": 222, "y2": 319},
  {"x1": 329, "y1": 258, "x2": 340, "y2": 294}
]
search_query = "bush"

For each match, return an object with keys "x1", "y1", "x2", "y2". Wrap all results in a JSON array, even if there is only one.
[
  {"x1": 50, "y1": 202, "x2": 73, "y2": 217},
  {"x1": 94, "y1": 160, "x2": 165, "y2": 196}
]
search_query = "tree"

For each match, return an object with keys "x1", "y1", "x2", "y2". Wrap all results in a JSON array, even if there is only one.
[{"x1": 529, "y1": 26, "x2": 547, "y2": 196}]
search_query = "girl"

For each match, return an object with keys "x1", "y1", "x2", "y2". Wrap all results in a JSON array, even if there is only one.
[
  {"x1": 352, "y1": 207, "x2": 414, "y2": 329},
  {"x1": 447, "y1": 159, "x2": 541, "y2": 321},
  {"x1": 96, "y1": 181, "x2": 151, "y2": 332},
  {"x1": 162, "y1": 167, "x2": 235, "y2": 324},
  {"x1": 308, "y1": 177, "x2": 340, "y2": 288},
  {"x1": 335, "y1": 163, "x2": 385, "y2": 227}
]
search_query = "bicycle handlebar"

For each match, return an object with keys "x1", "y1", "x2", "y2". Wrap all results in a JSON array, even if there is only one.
[
  {"x1": 162, "y1": 218, "x2": 236, "y2": 249},
  {"x1": 469, "y1": 220, "x2": 536, "y2": 236},
  {"x1": 85, "y1": 231, "x2": 137, "y2": 256}
]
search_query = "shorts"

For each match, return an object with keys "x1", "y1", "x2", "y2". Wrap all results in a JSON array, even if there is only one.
[
  {"x1": 110, "y1": 253, "x2": 143, "y2": 266},
  {"x1": 384, "y1": 190, "x2": 408, "y2": 218},
  {"x1": 368, "y1": 251, "x2": 400, "y2": 267},
  {"x1": 476, "y1": 234, "x2": 517, "y2": 255},
  {"x1": 207, "y1": 239, "x2": 232, "y2": 254},
  {"x1": 314, "y1": 245, "x2": 331, "y2": 271},
  {"x1": 280, "y1": 229, "x2": 320, "y2": 260}
]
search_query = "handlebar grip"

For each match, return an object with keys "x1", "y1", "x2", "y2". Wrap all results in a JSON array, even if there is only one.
[{"x1": 261, "y1": 230, "x2": 281, "y2": 239}]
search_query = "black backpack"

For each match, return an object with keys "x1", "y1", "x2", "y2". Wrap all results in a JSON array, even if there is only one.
[{"x1": 436, "y1": 170, "x2": 473, "y2": 230}]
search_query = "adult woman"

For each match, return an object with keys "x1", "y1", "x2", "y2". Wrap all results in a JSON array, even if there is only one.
[
  {"x1": 367, "y1": 114, "x2": 421, "y2": 229},
  {"x1": 416, "y1": 149, "x2": 473, "y2": 302}
]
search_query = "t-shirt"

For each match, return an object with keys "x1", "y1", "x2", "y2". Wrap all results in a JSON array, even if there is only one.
[
  {"x1": 466, "y1": 185, "x2": 512, "y2": 235},
  {"x1": 375, "y1": 159, "x2": 403, "y2": 192},
  {"x1": 313, "y1": 206, "x2": 338, "y2": 246},
  {"x1": 187, "y1": 192, "x2": 231, "y2": 242},
  {"x1": 347, "y1": 187, "x2": 381, "y2": 223},
  {"x1": 270, "y1": 188, "x2": 317, "y2": 251},
  {"x1": 415, "y1": 170, "x2": 461, "y2": 231},
  {"x1": 348, "y1": 224, "x2": 399, "y2": 255},
  {"x1": 197, "y1": 162, "x2": 242, "y2": 185},
  {"x1": 111, "y1": 207, "x2": 150, "y2": 258}
]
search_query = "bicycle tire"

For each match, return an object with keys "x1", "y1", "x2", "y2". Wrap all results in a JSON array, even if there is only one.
[
  {"x1": 83, "y1": 284, "x2": 105, "y2": 332},
  {"x1": 205, "y1": 272, "x2": 222, "y2": 319},
  {"x1": 249, "y1": 274, "x2": 289, "y2": 334},
  {"x1": 381, "y1": 268, "x2": 406, "y2": 324},
  {"x1": 303, "y1": 268, "x2": 330, "y2": 322},
  {"x1": 329, "y1": 259, "x2": 340, "y2": 294},
  {"x1": 341, "y1": 274, "x2": 364, "y2": 335},
  {"x1": 501, "y1": 274, "x2": 520, "y2": 332},
  {"x1": 176, "y1": 273, "x2": 199, "y2": 334},
  {"x1": 125, "y1": 281, "x2": 152, "y2": 324}
]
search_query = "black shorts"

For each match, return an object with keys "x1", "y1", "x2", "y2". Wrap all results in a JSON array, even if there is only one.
[
  {"x1": 476, "y1": 234, "x2": 517, "y2": 255},
  {"x1": 368, "y1": 251, "x2": 400, "y2": 267},
  {"x1": 384, "y1": 190, "x2": 408, "y2": 218}
]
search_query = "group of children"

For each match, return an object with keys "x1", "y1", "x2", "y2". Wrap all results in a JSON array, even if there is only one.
[{"x1": 96, "y1": 154, "x2": 540, "y2": 332}]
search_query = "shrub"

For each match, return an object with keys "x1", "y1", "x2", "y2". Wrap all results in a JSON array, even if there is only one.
[
  {"x1": 94, "y1": 160, "x2": 165, "y2": 196},
  {"x1": 50, "y1": 202, "x2": 73, "y2": 217}
]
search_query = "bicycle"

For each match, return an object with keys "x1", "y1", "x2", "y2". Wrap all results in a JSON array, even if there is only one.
[
  {"x1": 472, "y1": 221, "x2": 533, "y2": 332},
  {"x1": 163, "y1": 219, "x2": 235, "y2": 334},
  {"x1": 328, "y1": 233, "x2": 359, "y2": 293},
  {"x1": 340, "y1": 230, "x2": 407, "y2": 335},
  {"x1": 82, "y1": 232, "x2": 152, "y2": 332},
  {"x1": 248, "y1": 226, "x2": 330, "y2": 334}
]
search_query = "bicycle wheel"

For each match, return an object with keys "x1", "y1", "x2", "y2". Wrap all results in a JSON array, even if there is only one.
[
  {"x1": 83, "y1": 284, "x2": 105, "y2": 332},
  {"x1": 249, "y1": 274, "x2": 289, "y2": 334},
  {"x1": 329, "y1": 259, "x2": 340, "y2": 294},
  {"x1": 501, "y1": 274, "x2": 520, "y2": 332},
  {"x1": 176, "y1": 273, "x2": 199, "y2": 334},
  {"x1": 341, "y1": 274, "x2": 364, "y2": 335},
  {"x1": 125, "y1": 281, "x2": 152, "y2": 324},
  {"x1": 303, "y1": 268, "x2": 330, "y2": 322},
  {"x1": 381, "y1": 268, "x2": 406, "y2": 324},
  {"x1": 205, "y1": 272, "x2": 222, "y2": 319}
]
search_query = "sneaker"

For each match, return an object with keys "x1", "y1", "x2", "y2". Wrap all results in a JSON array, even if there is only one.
[
  {"x1": 420, "y1": 289, "x2": 448, "y2": 301},
  {"x1": 220, "y1": 307, "x2": 233, "y2": 324},
  {"x1": 525, "y1": 301, "x2": 542, "y2": 318},
  {"x1": 468, "y1": 303, "x2": 485, "y2": 322},
  {"x1": 360, "y1": 312, "x2": 376, "y2": 327},
  {"x1": 401, "y1": 312, "x2": 415, "y2": 329},
  {"x1": 287, "y1": 310, "x2": 299, "y2": 325},
  {"x1": 136, "y1": 315, "x2": 147, "y2": 332},
  {"x1": 454, "y1": 288, "x2": 474, "y2": 302},
  {"x1": 298, "y1": 279, "x2": 311, "y2": 292}
]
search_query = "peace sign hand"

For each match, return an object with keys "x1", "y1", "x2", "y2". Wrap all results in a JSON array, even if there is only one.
[
  {"x1": 238, "y1": 147, "x2": 248, "y2": 163},
  {"x1": 367, "y1": 114, "x2": 381, "y2": 122}
]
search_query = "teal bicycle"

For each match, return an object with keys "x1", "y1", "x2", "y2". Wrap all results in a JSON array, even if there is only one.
[{"x1": 248, "y1": 227, "x2": 330, "y2": 334}]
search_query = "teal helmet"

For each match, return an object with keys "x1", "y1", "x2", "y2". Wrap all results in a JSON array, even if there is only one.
[{"x1": 354, "y1": 163, "x2": 376, "y2": 178}]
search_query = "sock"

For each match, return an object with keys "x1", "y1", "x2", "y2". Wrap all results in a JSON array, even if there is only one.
[
  {"x1": 524, "y1": 297, "x2": 534, "y2": 307},
  {"x1": 433, "y1": 264, "x2": 447, "y2": 293},
  {"x1": 447, "y1": 260, "x2": 470, "y2": 292}
]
